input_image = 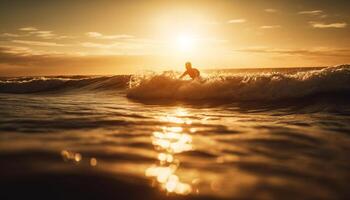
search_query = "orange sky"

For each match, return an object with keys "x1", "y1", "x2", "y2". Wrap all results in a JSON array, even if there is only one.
[{"x1": 0, "y1": 0, "x2": 349, "y2": 76}]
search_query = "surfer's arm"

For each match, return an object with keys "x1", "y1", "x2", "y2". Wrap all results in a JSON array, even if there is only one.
[{"x1": 179, "y1": 71, "x2": 188, "y2": 79}]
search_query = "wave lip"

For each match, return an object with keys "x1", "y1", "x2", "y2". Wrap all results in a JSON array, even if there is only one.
[{"x1": 127, "y1": 65, "x2": 350, "y2": 102}]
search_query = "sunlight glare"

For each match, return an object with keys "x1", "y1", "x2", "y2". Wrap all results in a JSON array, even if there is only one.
[
  {"x1": 176, "y1": 34, "x2": 196, "y2": 52},
  {"x1": 145, "y1": 108, "x2": 195, "y2": 195}
]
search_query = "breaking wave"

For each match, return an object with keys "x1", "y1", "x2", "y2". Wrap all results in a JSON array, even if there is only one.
[
  {"x1": 127, "y1": 65, "x2": 350, "y2": 102},
  {"x1": 1, "y1": 65, "x2": 350, "y2": 102}
]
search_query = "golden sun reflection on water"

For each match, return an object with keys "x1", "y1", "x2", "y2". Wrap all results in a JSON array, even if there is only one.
[
  {"x1": 61, "y1": 150, "x2": 82, "y2": 162},
  {"x1": 61, "y1": 150, "x2": 98, "y2": 167},
  {"x1": 159, "y1": 108, "x2": 193, "y2": 125},
  {"x1": 145, "y1": 108, "x2": 194, "y2": 195}
]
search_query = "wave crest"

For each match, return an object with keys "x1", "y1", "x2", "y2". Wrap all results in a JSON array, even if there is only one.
[
  {"x1": 0, "y1": 75, "x2": 130, "y2": 93},
  {"x1": 127, "y1": 65, "x2": 350, "y2": 101}
]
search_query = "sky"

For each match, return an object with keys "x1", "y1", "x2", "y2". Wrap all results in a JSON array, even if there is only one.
[{"x1": 0, "y1": 0, "x2": 350, "y2": 76}]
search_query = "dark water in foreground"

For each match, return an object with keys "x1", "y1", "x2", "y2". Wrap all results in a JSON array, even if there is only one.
[{"x1": 1, "y1": 66, "x2": 350, "y2": 200}]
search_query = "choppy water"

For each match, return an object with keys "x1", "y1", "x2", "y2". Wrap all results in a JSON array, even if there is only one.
[{"x1": 1, "y1": 65, "x2": 350, "y2": 200}]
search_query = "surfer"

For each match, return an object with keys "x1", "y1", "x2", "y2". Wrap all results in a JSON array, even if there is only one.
[{"x1": 179, "y1": 62, "x2": 200, "y2": 80}]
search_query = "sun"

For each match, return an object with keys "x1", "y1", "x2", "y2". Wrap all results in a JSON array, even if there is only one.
[{"x1": 176, "y1": 34, "x2": 196, "y2": 52}]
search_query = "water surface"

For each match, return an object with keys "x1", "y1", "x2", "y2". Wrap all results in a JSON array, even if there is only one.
[{"x1": 1, "y1": 66, "x2": 350, "y2": 200}]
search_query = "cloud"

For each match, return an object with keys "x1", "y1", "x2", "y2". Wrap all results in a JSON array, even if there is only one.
[
  {"x1": 309, "y1": 22, "x2": 347, "y2": 28},
  {"x1": 12, "y1": 40, "x2": 66, "y2": 47},
  {"x1": 0, "y1": 45, "x2": 37, "y2": 56},
  {"x1": 86, "y1": 32, "x2": 134, "y2": 39},
  {"x1": 86, "y1": 32, "x2": 102, "y2": 38},
  {"x1": 4, "y1": 27, "x2": 74, "y2": 40},
  {"x1": 0, "y1": 33, "x2": 20, "y2": 37},
  {"x1": 30, "y1": 30, "x2": 74, "y2": 40},
  {"x1": 298, "y1": 10, "x2": 328, "y2": 19},
  {"x1": 30, "y1": 31, "x2": 56, "y2": 39},
  {"x1": 0, "y1": 45, "x2": 155, "y2": 75},
  {"x1": 233, "y1": 46, "x2": 350, "y2": 57},
  {"x1": 298, "y1": 10, "x2": 323, "y2": 15},
  {"x1": 227, "y1": 19, "x2": 246, "y2": 24},
  {"x1": 264, "y1": 9, "x2": 277, "y2": 13},
  {"x1": 80, "y1": 42, "x2": 116, "y2": 49},
  {"x1": 19, "y1": 27, "x2": 38, "y2": 31},
  {"x1": 80, "y1": 41, "x2": 147, "y2": 50},
  {"x1": 260, "y1": 25, "x2": 281, "y2": 29}
]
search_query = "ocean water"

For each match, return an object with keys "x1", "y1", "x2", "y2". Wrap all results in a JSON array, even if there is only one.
[{"x1": 1, "y1": 65, "x2": 350, "y2": 200}]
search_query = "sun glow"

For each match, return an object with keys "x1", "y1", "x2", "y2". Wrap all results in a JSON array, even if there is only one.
[{"x1": 176, "y1": 34, "x2": 196, "y2": 52}]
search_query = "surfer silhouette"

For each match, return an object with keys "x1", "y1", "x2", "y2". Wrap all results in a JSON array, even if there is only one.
[{"x1": 179, "y1": 62, "x2": 200, "y2": 80}]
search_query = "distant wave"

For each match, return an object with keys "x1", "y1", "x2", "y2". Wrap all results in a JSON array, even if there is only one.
[
  {"x1": 127, "y1": 65, "x2": 350, "y2": 102},
  {"x1": 0, "y1": 75, "x2": 130, "y2": 93}
]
